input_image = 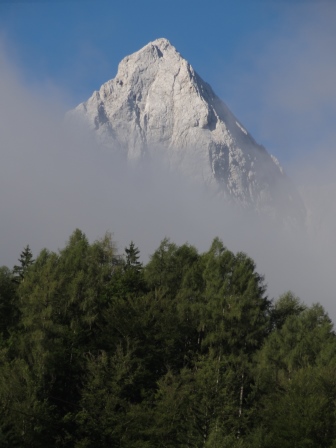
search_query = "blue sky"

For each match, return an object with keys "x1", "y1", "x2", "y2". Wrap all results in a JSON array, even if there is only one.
[
  {"x1": 0, "y1": 0, "x2": 280, "y2": 102},
  {"x1": 1, "y1": 0, "x2": 335, "y2": 166}
]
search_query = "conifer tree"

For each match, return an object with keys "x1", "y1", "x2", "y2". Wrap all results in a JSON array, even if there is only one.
[
  {"x1": 13, "y1": 245, "x2": 34, "y2": 282},
  {"x1": 125, "y1": 241, "x2": 142, "y2": 271}
]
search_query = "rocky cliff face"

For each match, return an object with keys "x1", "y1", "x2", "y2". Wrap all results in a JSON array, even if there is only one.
[{"x1": 70, "y1": 38, "x2": 305, "y2": 225}]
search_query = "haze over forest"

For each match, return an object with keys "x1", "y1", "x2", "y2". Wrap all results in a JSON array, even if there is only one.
[
  {"x1": 0, "y1": 1, "x2": 336, "y2": 322},
  {"x1": 1, "y1": 3, "x2": 336, "y2": 445}
]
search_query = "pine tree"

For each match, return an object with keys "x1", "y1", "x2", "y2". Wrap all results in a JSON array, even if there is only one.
[
  {"x1": 13, "y1": 245, "x2": 34, "y2": 282},
  {"x1": 124, "y1": 241, "x2": 142, "y2": 272}
]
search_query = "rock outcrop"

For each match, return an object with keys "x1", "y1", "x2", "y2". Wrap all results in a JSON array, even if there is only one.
[{"x1": 71, "y1": 38, "x2": 305, "y2": 224}]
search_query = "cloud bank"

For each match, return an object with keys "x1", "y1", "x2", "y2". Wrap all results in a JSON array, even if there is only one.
[{"x1": 0, "y1": 33, "x2": 335, "y2": 322}]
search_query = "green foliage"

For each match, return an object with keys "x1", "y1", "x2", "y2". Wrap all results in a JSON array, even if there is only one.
[
  {"x1": 260, "y1": 366, "x2": 336, "y2": 448},
  {"x1": 271, "y1": 291, "x2": 306, "y2": 330},
  {"x1": 0, "y1": 266, "x2": 19, "y2": 339},
  {"x1": 145, "y1": 238, "x2": 199, "y2": 296},
  {"x1": 125, "y1": 241, "x2": 142, "y2": 271},
  {"x1": 0, "y1": 230, "x2": 336, "y2": 447},
  {"x1": 13, "y1": 244, "x2": 34, "y2": 283},
  {"x1": 254, "y1": 300, "x2": 336, "y2": 447}
]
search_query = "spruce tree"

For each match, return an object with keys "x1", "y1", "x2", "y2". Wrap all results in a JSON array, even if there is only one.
[
  {"x1": 13, "y1": 245, "x2": 34, "y2": 282},
  {"x1": 125, "y1": 241, "x2": 142, "y2": 271}
]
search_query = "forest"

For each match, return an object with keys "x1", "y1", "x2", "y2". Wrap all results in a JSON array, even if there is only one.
[{"x1": 0, "y1": 229, "x2": 336, "y2": 447}]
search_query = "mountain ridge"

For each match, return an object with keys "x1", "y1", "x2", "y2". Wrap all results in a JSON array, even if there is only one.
[{"x1": 70, "y1": 38, "x2": 305, "y2": 225}]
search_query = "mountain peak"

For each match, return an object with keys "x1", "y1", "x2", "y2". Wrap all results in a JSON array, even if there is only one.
[
  {"x1": 138, "y1": 38, "x2": 179, "y2": 59},
  {"x1": 147, "y1": 37, "x2": 173, "y2": 50},
  {"x1": 124, "y1": 37, "x2": 176, "y2": 61},
  {"x1": 70, "y1": 39, "x2": 306, "y2": 225},
  {"x1": 115, "y1": 37, "x2": 186, "y2": 84}
]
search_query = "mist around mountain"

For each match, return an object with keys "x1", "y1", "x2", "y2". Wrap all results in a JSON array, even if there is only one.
[
  {"x1": 0, "y1": 39, "x2": 335, "y2": 323},
  {"x1": 70, "y1": 38, "x2": 306, "y2": 227},
  {"x1": 1, "y1": 0, "x2": 336, "y2": 440},
  {"x1": 1, "y1": 31, "x2": 336, "y2": 446}
]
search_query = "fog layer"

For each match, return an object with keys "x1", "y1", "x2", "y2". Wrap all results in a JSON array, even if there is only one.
[{"x1": 0, "y1": 45, "x2": 335, "y2": 321}]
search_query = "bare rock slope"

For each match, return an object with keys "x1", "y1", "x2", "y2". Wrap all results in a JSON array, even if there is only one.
[{"x1": 71, "y1": 38, "x2": 305, "y2": 224}]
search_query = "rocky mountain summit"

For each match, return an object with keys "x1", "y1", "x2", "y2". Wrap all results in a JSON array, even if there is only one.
[{"x1": 71, "y1": 38, "x2": 305, "y2": 225}]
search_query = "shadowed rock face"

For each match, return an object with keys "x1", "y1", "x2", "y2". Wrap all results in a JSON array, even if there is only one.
[{"x1": 71, "y1": 38, "x2": 306, "y2": 225}]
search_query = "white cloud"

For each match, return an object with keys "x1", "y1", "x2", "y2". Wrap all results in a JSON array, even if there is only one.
[{"x1": 1, "y1": 35, "x2": 336, "y2": 323}]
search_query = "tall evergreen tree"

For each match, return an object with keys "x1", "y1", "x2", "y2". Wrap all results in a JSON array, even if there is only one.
[
  {"x1": 13, "y1": 245, "x2": 34, "y2": 283},
  {"x1": 125, "y1": 241, "x2": 142, "y2": 271},
  {"x1": 195, "y1": 238, "x2": 270, "y2": 440}
]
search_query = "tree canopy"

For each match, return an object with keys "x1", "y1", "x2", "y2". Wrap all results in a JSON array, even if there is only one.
[{"x1": 0, "y1": 229, "x2": 335, "y2": 447}]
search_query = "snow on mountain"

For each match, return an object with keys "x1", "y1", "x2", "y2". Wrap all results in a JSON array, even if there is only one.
[{"x1": 70, "y1": 38, "x2": 305, "y2": 225}]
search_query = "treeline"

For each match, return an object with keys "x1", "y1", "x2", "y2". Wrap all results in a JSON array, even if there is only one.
[{"x1": 0, "y1": 229, "x2": 336, "y2": 447}]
